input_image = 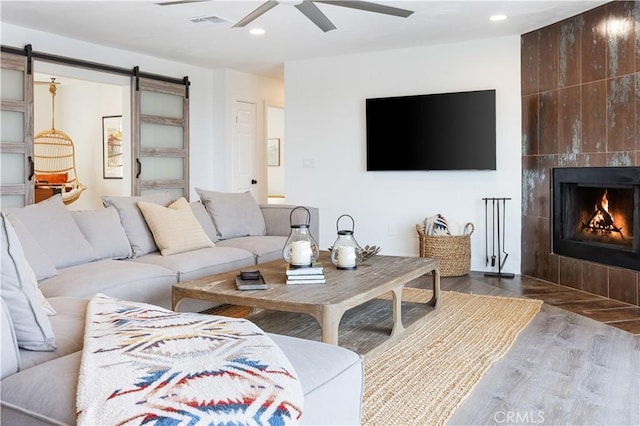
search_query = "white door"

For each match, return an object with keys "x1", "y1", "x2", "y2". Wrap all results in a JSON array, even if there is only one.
[{"x1": 233, "y1": 100, "x2": 257, "y2": 196}]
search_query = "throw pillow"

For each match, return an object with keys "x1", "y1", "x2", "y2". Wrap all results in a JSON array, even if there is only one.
[
  {"x1": 0, "y1": 298, "x2": 21, "y2": 378},
  {"x1": 25, "y1": 261, "x2": 56, "y2": 316},
  {"x1": 138, "y1": 197, "x2": 215, "y2": 256},
  {"x1": 5, "y1": 195, "x2": 98, "y2": 269},
  {"x1": 195, "y1": 188, "x2": 266, "y2": 240},
  {"x1": 0, "y1": 213, "x2": 56, "y2": 351},
  {"x1": 35, "y1": 172, "x2": 68, "y2": 185},
  {"x1": 102, "y1": 193, "x2": 175, "y2": 257},
  {"x1": 72, "y1": 207, "x2": 133, "y2": 260},
  {"x1": 189, "y1": 201, "x2": 219, "y2": 243},
  {"x1": 4, "y1": 215, "x2": 58, "y2": 281}
]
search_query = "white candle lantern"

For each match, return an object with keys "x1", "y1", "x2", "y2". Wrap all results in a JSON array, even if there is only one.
[
  {"x1": 283, "y1": 206, "x2": 320, "y2": 268},
  {"x1": 330, "y1": 214, "x2": 362, "y2": 270}
]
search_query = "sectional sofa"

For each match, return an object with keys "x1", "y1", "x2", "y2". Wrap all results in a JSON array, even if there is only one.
[{"x1": 0, "y1": 191, "x2": 364, "y2": 425}]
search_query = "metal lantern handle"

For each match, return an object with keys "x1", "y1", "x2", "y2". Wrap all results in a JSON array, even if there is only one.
[
  {"x1": 336, "y1": 214, "x2": 355, "y2": 233},
  {"x1": 289, "y1": 206, "x2": 311, "y2": 228}
]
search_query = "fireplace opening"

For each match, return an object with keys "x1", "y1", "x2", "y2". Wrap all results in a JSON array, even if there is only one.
[
  {"x1": 572, "y1": 187, "x2": 634, "y2": 248},
  {"x1": 553, "y1": 167, "x2": 640, "y2": 271}
]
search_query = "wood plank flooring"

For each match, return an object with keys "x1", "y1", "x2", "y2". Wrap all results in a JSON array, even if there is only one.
[
  {"x1": 454, "y1": 272, "x2": 640, "y2": 335},
  {"x1": 240, "y1": 271, "x2": 640, "y2": 425},
  {"x1": 437, "y1": 273, "x2": 640, "y2": 426}
]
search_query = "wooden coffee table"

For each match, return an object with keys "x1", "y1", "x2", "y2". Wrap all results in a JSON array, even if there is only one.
[{"x1": 173, "y1": 252, "x2": 440, "y2": 350}]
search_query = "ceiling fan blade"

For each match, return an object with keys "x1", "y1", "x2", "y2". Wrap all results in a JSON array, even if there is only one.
[
  {"x1": 232, "y1": 1, "x2": 279, "y2": 28},
  {"x1": 155, "y1": 0, "x2": 211, "y2": 6},
  {"x1": 295, "y1": 1, "x2": 336, "y2": 32},
  {"x1": 315, "y1": 0, "x2": 413, "y2": 18}
]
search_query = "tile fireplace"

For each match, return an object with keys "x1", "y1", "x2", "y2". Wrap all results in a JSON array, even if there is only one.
[{"x1": 552, "y1": 167, "x2": 640, "y2": 271}]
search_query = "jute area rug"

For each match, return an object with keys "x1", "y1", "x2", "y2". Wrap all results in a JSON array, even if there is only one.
[{"x1": 363, "y1": 288, "x2": 543, "y2": 426}]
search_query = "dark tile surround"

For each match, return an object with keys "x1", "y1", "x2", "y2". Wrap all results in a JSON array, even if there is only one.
[{"x1": 521, "y1": 1, "x2": 640, "y2": 307}]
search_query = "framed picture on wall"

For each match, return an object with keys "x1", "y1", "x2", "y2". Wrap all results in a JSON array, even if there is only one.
[
  {"x1": 267, "y1": 137, "x2": 280, "y2": 167},
  {"x1": 102, "y1": 115, "x2": 123, "y2": 179}
]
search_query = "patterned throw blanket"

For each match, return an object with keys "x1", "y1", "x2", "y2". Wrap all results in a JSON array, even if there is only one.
[{"x1": 77, "y1": 294, "x2": 303, "y2": 425}]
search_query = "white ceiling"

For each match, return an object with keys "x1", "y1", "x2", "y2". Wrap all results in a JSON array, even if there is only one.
[{"x1": 1, "y1": 0, "x2": 608, "y2": 80}]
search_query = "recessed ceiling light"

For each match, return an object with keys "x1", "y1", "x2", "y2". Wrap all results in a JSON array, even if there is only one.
[
  {"x1": 490, "y1": 14, "x2": 507, "y2": 22},
  {"x1": 250, "y1": 28, "x2": 266, "y2": 35}
]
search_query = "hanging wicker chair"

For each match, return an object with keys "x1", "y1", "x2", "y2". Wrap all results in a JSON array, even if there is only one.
[{"x1": 34, "y1": 80, "x2": 86, "y2": 205}]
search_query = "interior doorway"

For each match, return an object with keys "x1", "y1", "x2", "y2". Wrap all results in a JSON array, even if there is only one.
[
  {"x1": 33, "y1": 63, "x2": 130, "y2": 210},
  {"x1": 266, "y1": 103, "x2": 284, "y2": 204},
  {"x1": 1, "y1": 47, "x2": 191, "y2": 209},
  {"x1": 233, "y1": 100, "x2": 258, "y2": 198}
]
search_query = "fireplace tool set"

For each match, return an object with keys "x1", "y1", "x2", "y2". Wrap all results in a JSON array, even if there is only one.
[{"x1": 483, "y1": 197, "x2": 515, "y2": 279}]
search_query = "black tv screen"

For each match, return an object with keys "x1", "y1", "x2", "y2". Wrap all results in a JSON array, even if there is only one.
[{"x1": 366, "y1": 89, "x2": 496, "y2": 171}]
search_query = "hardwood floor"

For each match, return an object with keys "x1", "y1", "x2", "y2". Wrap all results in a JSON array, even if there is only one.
[
  {"x1": 413, "y1": 272, "x2": 639, "y2": 426},
  {"x1": 215, "y1": 271, "x2": 639, "y2": 425},
  {"x1": 440, "y1": 272, "x2": 640, "y2": 335}
]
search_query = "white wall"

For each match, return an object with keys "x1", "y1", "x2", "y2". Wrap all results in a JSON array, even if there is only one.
[{"x1": 284, "y1": 36, "x2": 522, "y2": 274}]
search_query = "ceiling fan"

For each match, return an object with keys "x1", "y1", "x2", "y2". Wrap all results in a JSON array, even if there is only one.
[{"x1": 156, "y1": 0, "x2": 414, "y2": 32}]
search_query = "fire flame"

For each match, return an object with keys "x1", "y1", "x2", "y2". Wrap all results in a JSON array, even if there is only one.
[
  {"x1": 584, "y1": 188, "x2": 626, "y2": 241},
  {"x1": 588, "y1": 190, "x2": 614, "y2": 230},
  {"x1": 581, "y1": 189, "x2": 627, "y2": 241},
  {"x1": 600, "y1": 190, "x2": 609, "y2": 213}
]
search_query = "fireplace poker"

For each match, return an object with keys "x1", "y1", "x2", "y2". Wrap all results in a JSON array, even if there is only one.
[
  {"x1": 484, "y1": 197, "x2": 515, "y2": 279},
  {"x1": 491, "y1": 198, "x2": 496, "y2": 267},
  {"x1": 496, "y1": 199, "x2": 501, "y2": 270},
  {"x1": 500, "y1": 197, "x2": 509, "y2": 270},
  {"x1": 485, "y1": 198, "x2": 489, "y2": 266}
]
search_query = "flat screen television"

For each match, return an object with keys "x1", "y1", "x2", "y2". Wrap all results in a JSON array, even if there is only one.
[{"x1": 366, "y1": 89, "x2": 496, "y2": 171}]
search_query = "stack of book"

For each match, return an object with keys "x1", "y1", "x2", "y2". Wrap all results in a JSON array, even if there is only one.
[{"x1": 285, "y1": 263, "x2": 325, "y2": 284}]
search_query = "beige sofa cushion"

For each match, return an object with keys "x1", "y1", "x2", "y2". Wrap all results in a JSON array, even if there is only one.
[
  {"x1": 1, "y1": 333, "x2": 364, "y2": 426},
  {"x1": 131, "y1": 246, "x2": 255, "y2": 283},
  {"x1": 1, "y1": 351, "x2": 81, "y2": 426},
  {"x1": 5, "y1": 195, "x2": 98, "y2": 269},
  {"x1": 0, "y1": 213, "x2": 56, "y2": 352},
  {"x1": 196, "y1": 189, "x2": 266, "y2": 240},
  {"x1": 3, "y1": 215, "x2": 58, "y2": 281},
  {"x1": 1, "y1": 298, "x2": 21, "y2": 379},
  {"x1": 138, "y1": 197, "x2": 215, "y2": 256},
  {"x1": 190, "y1": 201, "x2": 219, "y2": 243},
  {"x1": 18, "y1": 297, "x2": 87, "y2": 371},
  {"x1": 71, "y1": 207, "x2": 132, "y2": 260},
  {"x1": 38, "y1": 259, "x2": 177, "y2": 310},
  {"x1": 102, "y1": 193, "x2": 174, "y2": 257},
  {"x1": 216, "y1": 235, "x2": 287, "y2": 264}
]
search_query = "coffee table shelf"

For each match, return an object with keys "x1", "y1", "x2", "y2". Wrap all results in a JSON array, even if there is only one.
[
  {"x1": 247, "y1": 288, "x2": 438, "y2": 358},
  {"x1": 173, "y1": 252, "x2": 440, "y2": 357}
]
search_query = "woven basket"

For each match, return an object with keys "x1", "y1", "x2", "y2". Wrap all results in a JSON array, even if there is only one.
[{"x1": 416, "y1": 223, "x2": 474, "y2": 277}]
